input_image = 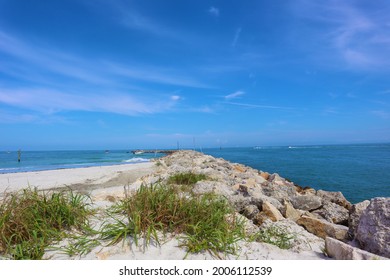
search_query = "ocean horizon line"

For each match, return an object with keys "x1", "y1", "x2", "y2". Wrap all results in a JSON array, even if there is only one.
[{"x1": 2, "y1": 141, "x2": 389, "y2": 152}]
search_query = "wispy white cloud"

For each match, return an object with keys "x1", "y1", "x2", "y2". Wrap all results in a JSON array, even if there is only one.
[
  {"x1": 0, "y1": 30, "x2": 211, "y2": 90},
  {"x1": 232, "y1": 28, "x2": 242, "y2": 47},
  {"x1": 106, "y1": 63, "x2": 211, "y2": 88},
  {"x1": 170, "y1": 95, "x2": 181, "y2": 101},
  {"x1": 98, "y1": 1, "x2": 202, "y2": 45},
  {"x1": 226, "y1": 102, "x2": 294, "y2": 110},
  {"x1": 121, "y1": 9, "x2": 178, "y2": 38},
  {"x1": 224, "y1": 91, "x2": 245, "y2": 100},
  {"x1": 0, "y1": 110, "x2": 40, "y2": 124},
  {"x1": 371, "y1": 110, "x2": 390, "y2": 119},
  {"x1": 0, "y1": 87, "x2": 180, "y2": 116},
  {"x1": 208, "y1": 6, "x2": 220, "y2": 17},
  {"x1": 322, "y1": 107, "x2": 339, "y2": 115},
  {"x1": 0, "y1": 31, "x2": 109, "y2": 84},
  {"x1": 291, "y1": 0, "x2": 390, "y2": 70},
  {"x1": 191, "y1": 106, "x2": 216, "y2": 114}
]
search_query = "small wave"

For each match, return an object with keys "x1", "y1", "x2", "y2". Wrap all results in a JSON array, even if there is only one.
[
  {"x1": 123, "y1": 158, "x2": 150, "y2": 163},
  {"x1": 0, "y1": 167, "x2": 21, "y2": 173}
]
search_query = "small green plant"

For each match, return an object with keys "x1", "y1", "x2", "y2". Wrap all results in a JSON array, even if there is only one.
[
  {"x1": 0, "y1": 188, "x2": 93, "y2": 259},
  {"x1": 255, "y1": 225, "x2": 296, "y2": 249},
  {"x1": 100, "y1": 183, "x2": 245, "y2": 256},
  {"x1": 56, "y1": 235, "x2": 101, "y2": 257},
  {"x1": 167, "y1": 172, "x2": 207, "y2": 186}
]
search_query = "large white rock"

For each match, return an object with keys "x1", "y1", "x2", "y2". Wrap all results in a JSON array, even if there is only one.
[
  {"x1": 325, "y1": 237, "x2": 388, "y2": 260},
  {"x1": 297, "y1": 215, "x2": 349, "y2": 240},
  {"x1": 348, "y1": 200, "x2": 370, "y2": 238},
  {"x1": 291, "y1": 195, "x2": 322, "y2": 211},
  {"x1": 355, "y1": 197, "x2": 390, "y2": 258}
]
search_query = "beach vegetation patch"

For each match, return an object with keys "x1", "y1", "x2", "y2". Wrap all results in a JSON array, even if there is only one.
[
  {"x1": 0, "y1": 188, "x2": 93, "y2": 259},
  {"x1": 254, "y1": 225, "x2": 296, "y2": 250},
  {"x1": 167, "y1": 172, "x2": 208, "y2": 186},
  {"x1": 100, "y1": 183, "x2": 246, "y2": 257}
]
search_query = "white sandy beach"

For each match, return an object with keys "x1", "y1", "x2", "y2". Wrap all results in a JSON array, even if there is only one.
[
  {"x1": 0, "y1": 162, "x2": 155, "y2": 193},
  {"x1": 0, "y1": 159, "x2": 329, "y2": 260}
]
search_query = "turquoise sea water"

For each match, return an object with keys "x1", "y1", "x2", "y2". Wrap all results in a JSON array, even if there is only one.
[
  {"x1": 0, "y1": 150, "x2": 158, "y2": 174},
  {"x1": 1, "y1": 144, "x2": 389, "y2": 203},
  {"x1": 203, "y1": 144, "x2": 390, "y2": 204}
]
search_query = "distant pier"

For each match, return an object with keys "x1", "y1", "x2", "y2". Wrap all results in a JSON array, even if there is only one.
[{"x1": 131, "y1": 150, "x2": 177, "y2": 155}]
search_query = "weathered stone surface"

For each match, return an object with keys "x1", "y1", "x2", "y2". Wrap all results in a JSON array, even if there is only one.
[
  {"x1": 312, "y1": 201, "x2": 349, "y2": 225},
  {"x1": 282, "y1": 201, "x2": 302, "y2": 222},
  {"x1": 242, "y1": 204, "x2": 259, "y2": 220},
  {"x1": 261, "y1": 184, "x2": 297, "y2": 203},
  {"x1": 263, "y1": 201, "x2": 285, "y2": 221},
  {"x1": 151, "y1": 150, "x2": 389, "y2": 259},
  {"x1": 260, "y1": 172, "x2": 270, "y2": 180},
  {"x1": 325, "y1": 237, "x2": 388, "y2": 260},
  {"x1": 193, "y1": 181, "x2": 232, "y2": 196},
  {"x1": 348, "y1": 200, "x2": 370, "y2": 238},
  {"x1": 260, "y1": 219, "x2": 325, "y2": 253},
  {"x1": 297, "y1": 215, "x2": 349, "y2": 240},
  {"x1": 316, "y1": 190, "x2": 352, "y2": 210},
  {"x1": 250, "y1": 191, "x2": 283, "y2": 211},
  {"x1": 229, "y1": 194, "x2": 252, "y2": 213},
  {"x1": 295, "y1": 186, "x2": 316, "y2": 195},
  {"x1": 254, "y1": 201, "x2": 284, "y2": 225},
  {"x1": 268, "y1": 173, "x2": 283, "y2": 183},
  {"x1": 233, "y1": 164, "x2": 246, "y2": 173},
  {"x1": 291, "y1": 195, "x2": 322, "y2": 211},
  {"x1": 355, "y1": 197, "x2": 390, "y2": 258}
]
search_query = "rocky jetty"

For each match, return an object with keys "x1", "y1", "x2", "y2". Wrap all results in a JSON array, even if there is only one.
[{"x1": 130, "y1": 150, "x2": 388, "y2": 260}]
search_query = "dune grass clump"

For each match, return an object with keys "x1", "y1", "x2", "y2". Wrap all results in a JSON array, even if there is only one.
[
  {"x1": 0, "y1": 188, "x2": 93, "y2": 259},
  {"x1": 167, "y1": 172, "x2": 208, "y2": 186},
  {"x1": 101, "y1": 183, "x2": 245, "y2": 256},
  {"x1": 254, "y1": 225, "x2": 296, "y2": 250}
]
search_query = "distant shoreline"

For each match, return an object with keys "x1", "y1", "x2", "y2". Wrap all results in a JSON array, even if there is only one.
[
  {"x1": 0, "y1": 159, "x2": 152, "y2": 175},
  {"x1": 0, "y1": 161, "x2": 155, "y2": 193}
]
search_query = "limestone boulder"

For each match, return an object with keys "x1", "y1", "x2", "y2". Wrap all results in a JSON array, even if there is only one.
[
  {"x1": 250, "y1": 191, "x2": 283, "y2": 211},
  {"x1": 242, "y1": 204, "x2": 259, "y2": 220},
  {"x1": 291, "y1": 195, "x2": 322, "y2": 211},
  {"x1": 254, "y1": 201, "x2": 284, "y2": 225},
  {"x1": 295, "y1": 186, "x2": 316, "y2": 195},
  {"x1": 348, "y1": 200, "x2": 370, "y2": 238},
  {"x1": 325, "y1": 237, "x2": 388, "y2": 260},
  {"x1": 261, "y1": 183, "x2": 297, "y2": 203},
  {"x1": 316, "y1": 190, "x2": 352, "y2": 210},
  {"x1": 268, "y1": 173, "x2": 283, "y2": 183},
  {"x1": 260, "y1": 172, "x2": 270, "y2": 180},
  {"x1": 281, "y1": 201, "x2": 303, "y2": 222},
  {"x1": 312, "y1": 201, "x2": 349, "y2": 225},
  {"x1": 229, "y1": 194, "x2": 253, "y2": 213},
  {"x1": 297, "y1": 215, "x2": 349, "y2": 240},
  {"x1": 355, "y1": 197, "x2": 390, "y2": 258},
  {"x1": 260, "y1": 219, "x2": 325, "y2": 254}
]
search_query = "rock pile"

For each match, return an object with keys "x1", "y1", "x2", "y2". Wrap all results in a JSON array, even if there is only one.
[{"x1": 135, "y1": 150, "x2": 388, "y2": 260}]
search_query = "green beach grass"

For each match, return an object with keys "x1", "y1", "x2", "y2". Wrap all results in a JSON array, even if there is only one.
[
  {"x1": 100, "y1": 182, "x2": 246, "y2": 257},
  {"x1": 0, "y1": 172, "x2": 296, "y2": 259},
  {"x1": 0, "y1": 188, "x2": 93, "y2": 259}
]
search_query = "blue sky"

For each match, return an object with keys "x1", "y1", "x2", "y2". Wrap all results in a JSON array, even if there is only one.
[{"x1": 0, "y1": 0, "x2": 390, "y2": 150}]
